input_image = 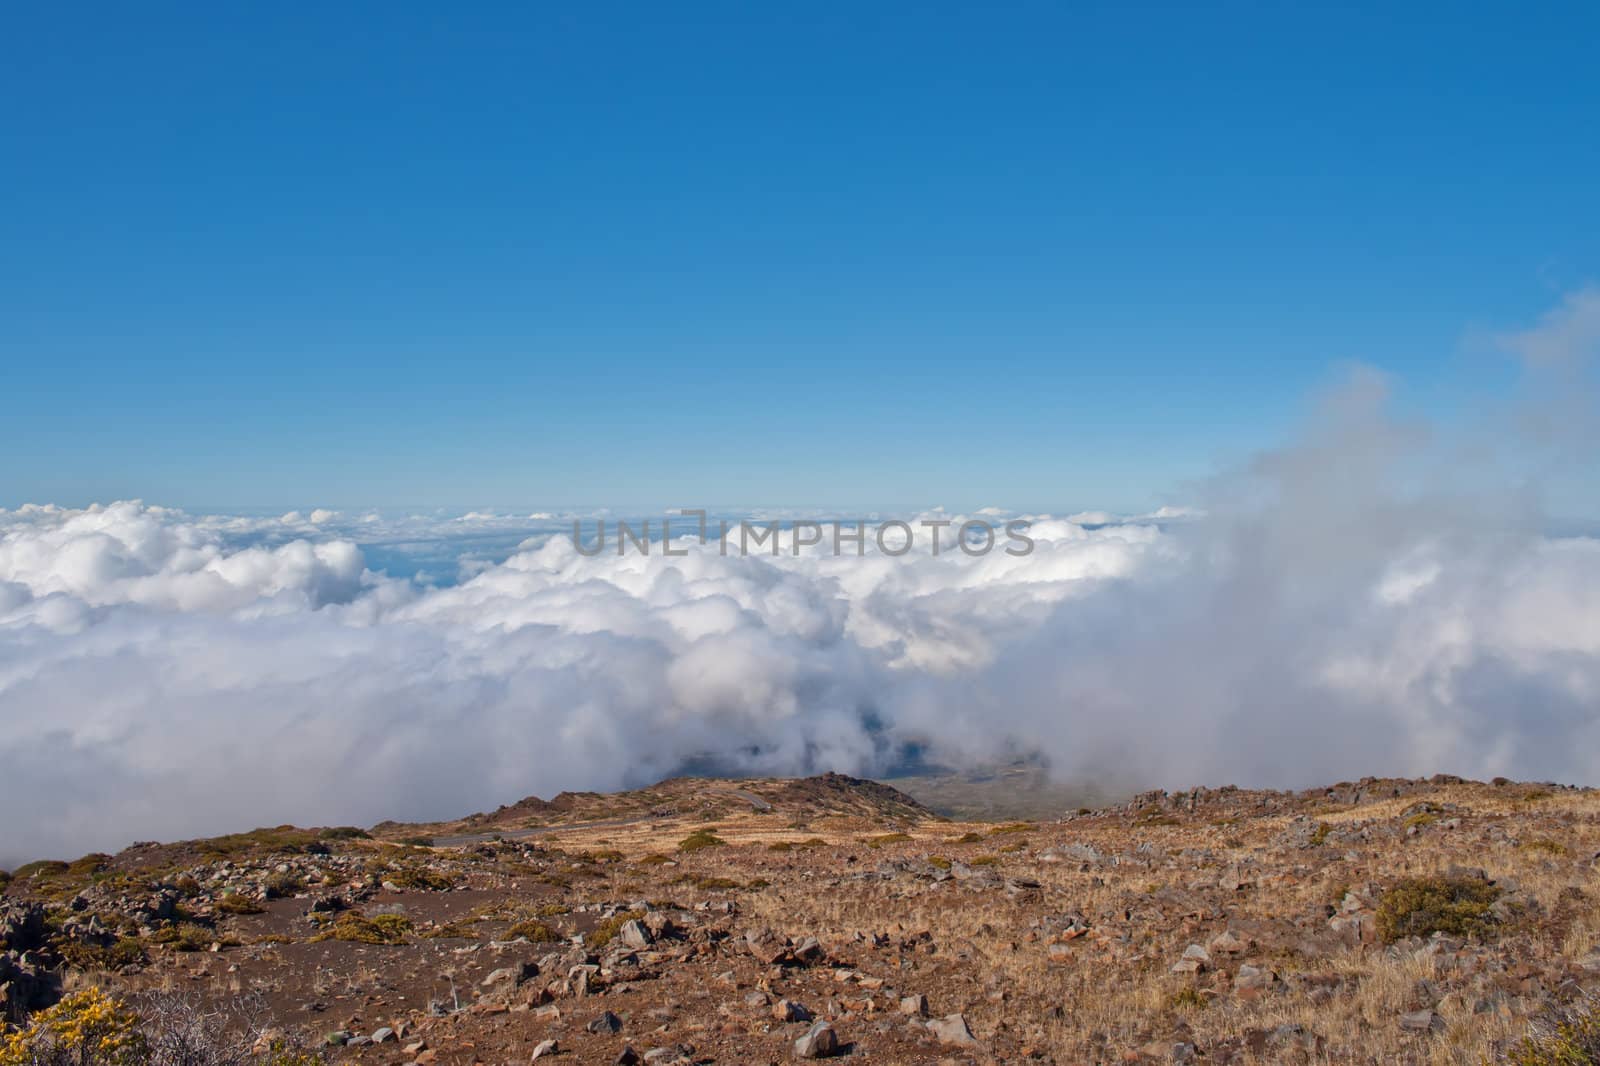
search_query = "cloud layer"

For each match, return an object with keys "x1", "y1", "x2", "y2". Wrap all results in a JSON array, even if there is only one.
[{"x1": 3, "y1": 295, "x2": 1599, "y2": 866}]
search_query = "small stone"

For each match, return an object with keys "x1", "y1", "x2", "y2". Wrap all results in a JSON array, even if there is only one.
[
  {"x1": 899, "y1": 994, "x2": 928, "y2": 1017},
  {"x1": 483, "y1": 962, "x2": 538, "y2": 988},
  {"x1": 614, "y1": 1048, "x2": 641, "y2": 1066},
  {"x1": 531, "y1": 1038, "x2": 559, "y2": 1060},
  {"x1": 794, "y1": 1020, "x2": 840, "y2": 1059},
  {"x1": 1233, "y1": 964, "x2": 1278, "y2": 998},
  {"x1": 793, "y1": 936, "x2": 824, "y2": 963},
  {"x1": 1398, "y1": 1010, "x2": 1445, "y2": 1033},
  {"x1": 928, "y1": 1013, "x2": 977, "y2": 1047},
  {"x1": 643, "y1": 1048, "x2": 690, "y2": 1064},
  {"x1": 773, "y1": 999, "x2": 813, "y2": 1023},
  {"x1": 588, "y1": 1010, "x2": 624, "y2": 1034},
  {"x1": 370, "y1": 1027, "x2": 396, "y2": 1044},
  {"x1": 618, "y1": 919, "x2": 653, "y2": 950}
]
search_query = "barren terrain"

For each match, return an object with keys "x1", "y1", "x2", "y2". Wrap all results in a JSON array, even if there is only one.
[{"x1": 6, "y1": 772, "x2": 1600, "y2": 1064}]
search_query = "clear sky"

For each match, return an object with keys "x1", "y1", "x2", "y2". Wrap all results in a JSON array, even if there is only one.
[{"x1": 3, "y1": 3, "x2": 1597, "y2": 512}]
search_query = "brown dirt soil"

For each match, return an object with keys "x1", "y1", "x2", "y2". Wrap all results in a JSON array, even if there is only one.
[{"x1": 5, "y1": 773, "x2": 1600, "y2": 1064}]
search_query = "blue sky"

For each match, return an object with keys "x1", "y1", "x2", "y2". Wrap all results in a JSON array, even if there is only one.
[{"x1": 3, "y1": 3, "x2": 1597, "y2": 512}]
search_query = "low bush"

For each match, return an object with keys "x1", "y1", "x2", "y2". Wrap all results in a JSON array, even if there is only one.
[
  {"x1": 420, "y1": 921, "x2": 479, "y2": 940},
  {"x1": 1505, "y1": 994, "x2": 1600, "y2": 1065},
  {"x1": 1, "y1": 986, "x2": 323, "y2": 1066},
  {"x1": 1519, "y1": 838, "x2": 1570, "y2": 857},
  {"x1": 588, "y1": 910, "x2": 645, "y2": 948},
  {"x1": 1168, "y1": 985, "x2": 1207, "y2": 1011},
  {"x1": 54, "y1": 936, "x2": 149, "y2": 972},
  {"x1": 310, "y1": 912, "x2": 412, "y2": 944},
  {"x1": 214, "y1": 893, "x2": 262, "y2": 916},
  {"x1": 152, "y1": 923, "x2": 214, "y2": 953},
  {"x1": 1, "y1": 987, "x2": 145, "y2": 1066},
  {"x1": 386, "y1": 866, "x2": 456, "y2": 891},
  {"x1": 11, "y1": 861, "x2": 69, "y2": 881},
  {"x1": 677, "y1": 830, "x2": 726, "y2": 853},
  {"x1": 505, "y1": 919, "x2": 558, "y2": 942},
  {"x1": 1375, "y1": 875, "x2": 1501, "y2": 943}
]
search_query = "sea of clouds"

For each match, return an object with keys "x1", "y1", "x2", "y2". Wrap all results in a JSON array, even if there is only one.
[{"x1": 3, "y1": 290, "x2": 1599, "y2": 866}]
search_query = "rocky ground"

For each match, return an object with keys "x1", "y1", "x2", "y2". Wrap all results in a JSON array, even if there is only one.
[{"x1": 5, "y1": 772, "x2": 1600, "y2": 1064}]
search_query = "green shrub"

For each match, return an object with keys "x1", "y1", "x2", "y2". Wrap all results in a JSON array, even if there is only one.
[
  {"x1": 12, "y1": 860, "x2": 69, "y2": 880},
  {"x1": 1519, "y1": 838, "x2": 1569, "y2": 857},
  {"x1": 56, "y1": 936, "x2": 149, "y2": 971},
  {"x1": 320, "y1": 826, "x2": 371, "y2": 841},
  {"x1": 676, "y1": 875, "x2": 741, "y2": 890},
  {"x1": 588, "y1": 909, "x2": 646, "y2": 947},
  {"x1": 421, "y1": 921, "x2": 479, "y2": 939},
  {"x1": 67, "y1": 853, "x2": 112, "y2": 877},
  {"x1": 506, "y1": 919, "x2": 558, "y2": 942},
  {"x1": 311, "y1": 912, "x2": 412, "y2": 944},
  {"x1": 677, "y1": 830, "x2": 726, "y2": 853},
  {"x1": 387, "y1": 866, "x2": 456, "y2": 891},
  {"x1": 154, "y1": 923, "x2": 215, "y2": 952},
  {"x1": 1505, "y1": 995, "x2": 1600, "y2": 1065},
  {"x1": 864, "y1": 833, "x2": 911, "y2": 848},
  {"x1": 215, "y1": 893, "x2": 263, "y2": 915},
  {"x1": 0, "y1": 987, "x2": 146, "y2": 1066},
  {"x1": 1375, "y1": 875, "x2": 1501, "y2": 943}
]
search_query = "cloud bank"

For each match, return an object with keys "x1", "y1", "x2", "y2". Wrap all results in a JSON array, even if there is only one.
[{"x1": 2, "y1": 295, "x2": 1599, "y2": 866}]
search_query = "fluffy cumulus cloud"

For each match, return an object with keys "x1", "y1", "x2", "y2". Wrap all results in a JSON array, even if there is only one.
[{"x1": 3, "y1": 296, "x2": 1599, "y2": 866}]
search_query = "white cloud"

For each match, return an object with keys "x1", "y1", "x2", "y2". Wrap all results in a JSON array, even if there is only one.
[
  {"x1": 1499, "y1": 285, "x2": 1600, "y2": 368},
  {"x1": 2, "y1": 485, "x2": 1598, "y2": 868},
  {"x1": 3, "y1": 294, "x2": 1600, "y2": 867}
]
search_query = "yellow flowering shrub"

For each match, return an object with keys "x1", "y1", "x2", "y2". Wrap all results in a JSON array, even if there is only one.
[{"x1": 0, "y1": 988, "x2": 146, "y2": 1066}]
